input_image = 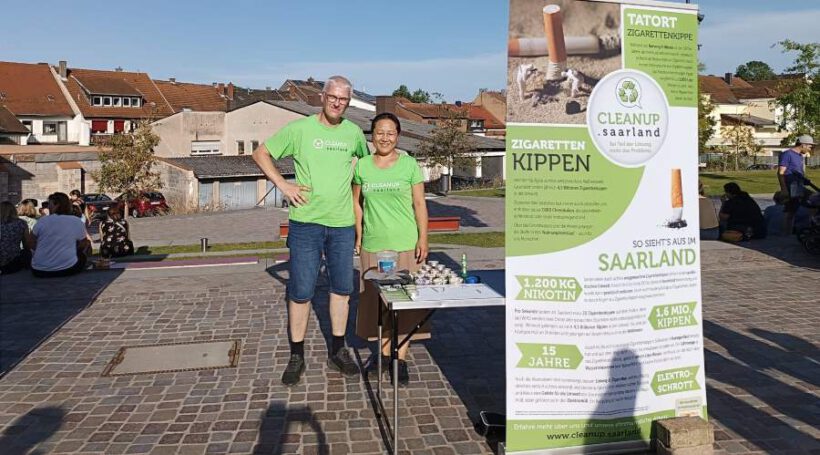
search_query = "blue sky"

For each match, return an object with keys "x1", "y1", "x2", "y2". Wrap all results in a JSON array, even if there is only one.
[{"x1": 1, "y1": 0, "x2": 817, "y2": 102}]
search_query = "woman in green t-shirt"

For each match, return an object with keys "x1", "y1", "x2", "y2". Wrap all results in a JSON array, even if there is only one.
[{"x1": 353, "y1": 112, "x2": 429, "y2": 386}]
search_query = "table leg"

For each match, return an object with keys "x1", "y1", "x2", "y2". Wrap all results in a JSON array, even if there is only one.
[
  {"x1": 392, "y1": 309, "x2": 399, "y2": 454},
  {"x1": 377, "y1": 299, "x2": 383, "y2": 417}
]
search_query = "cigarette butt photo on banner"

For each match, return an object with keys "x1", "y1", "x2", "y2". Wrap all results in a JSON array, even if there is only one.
[
  {"x1": 508, "y1": 0, "x2": 622, "y2": 124},
  {"x1": 668, "y1": 168, "x2": 688, "y2": 228}
]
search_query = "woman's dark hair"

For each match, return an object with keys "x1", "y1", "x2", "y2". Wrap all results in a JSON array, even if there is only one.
[
  {"x1": 723, "y1": 182, "x2": 744, "y2": 197},
  {"x1": 370, "y1": 112, "x2": 401, "y2": 134},
  {"x1": 47, "y1": 192, "x2": 73, "y2": 215}
]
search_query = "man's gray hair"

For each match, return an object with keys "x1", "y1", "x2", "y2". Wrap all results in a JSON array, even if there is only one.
[{"x1": 323, "y1": 75, "x2": 353, "y2": 96}]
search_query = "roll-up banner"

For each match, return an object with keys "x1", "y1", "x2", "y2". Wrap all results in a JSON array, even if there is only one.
[{"x1": 504, "y1": 0, "x2": 705, "y2": 453}]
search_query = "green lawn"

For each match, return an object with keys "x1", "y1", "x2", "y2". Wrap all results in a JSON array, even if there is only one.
[
  {"x1": 699, "y1": 170, "x2": 820, "y2": 196},
  {"x1": 127, "y1": 240, "x2": 287, "y2": 256},
  {"x1": 449, "y1": 188, "x2": 506, "y2": 198}
]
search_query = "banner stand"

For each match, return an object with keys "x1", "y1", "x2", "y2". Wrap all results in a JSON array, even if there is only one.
[{"x1": 500, "y1": 440, "x2": 649, "y2": 455}]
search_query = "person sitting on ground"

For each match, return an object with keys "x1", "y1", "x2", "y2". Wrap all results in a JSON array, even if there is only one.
[
  {"x1": 30, "y1": 192, "x2": 90, "y2": 278},
  {"x1": 353, "y1": 113, "x2": 430, "y2": 387},
  {"x1": 17, "y1": 199, "x2": 38, "y2": 231},
  {"x1": 763, "y1": 191, "x2": 789, "y2": 236},
  {"x1": 100, "y1": 206, "x2": 134, "y2": 258},
  {"x1": 719, "y1": 182, "x2": 766, "y2": 241},
  {"x1": 0, "y1": 201, "x2": 33, "y2": 275},
  {"x1": 698, "y1": 181, "x2": 719, "y2": 240}
]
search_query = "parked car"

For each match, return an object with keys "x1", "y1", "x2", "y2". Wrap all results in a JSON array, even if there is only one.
[
  {"x1": 746, "y1": 163, "x2": 777, "y2": 170},
  {"x1": 81, "y1": 193, "x2": 120, "y2": 222},
  {"x1": 116, "y1": 191, "x2": 169, "y2": 217}
]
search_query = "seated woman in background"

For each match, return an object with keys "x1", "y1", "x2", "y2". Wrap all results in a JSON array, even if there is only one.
[
  {"x1": 0, "y1": 201, "x2": 33, "y2": 274},
  {"x1": 719, "y1": 182, "x2": 766, "y2": 241},
  {"x1": 698, "y1": 181, "x2": 719, "y2": 240},
  {"x1": 30, "y1": 192, "x2": 91, "y2": 278},
  {"x1": 100, "y1": 206, "x2": 134, "y2": 258},
  {"x1": 16, "y1": 199, "x2": 38, "y2": 232}
]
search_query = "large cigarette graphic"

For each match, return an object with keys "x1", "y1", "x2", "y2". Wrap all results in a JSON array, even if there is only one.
[
  {"x1": 671, "y1": 169, "x2": 683, "y2": 222},
  {"x1": 508, "y1": 35, "x2": 621, "y2": 57},
  {"x1": 543, "y1": 5, "x2": 567, "y2": 80}
]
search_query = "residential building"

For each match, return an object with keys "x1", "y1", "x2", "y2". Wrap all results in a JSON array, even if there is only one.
[
  {"x1": 0, "y1": 61, "x2": 82, "y2": 145},
  {"x1": 154, "y1": 79, "x2": 233, "y2": 113},
  {"x1": 472, "y1": 90, "x2": 507, "y2": 138},
  {"x1": 58, "y1": 62, "x2": 175, "y2": 144},
  {"x1": 280, "y1": 78, "x2": 377, "y2": 111},
  {"x1": 0, "y1": 106, "x2": 30, "y2": 145},
  {"x1": 700, "y1": 73, "x2": 791, "y2": 157},
  {"x1": 0, "y1": 145, "x2": 105, "y2": 203}
]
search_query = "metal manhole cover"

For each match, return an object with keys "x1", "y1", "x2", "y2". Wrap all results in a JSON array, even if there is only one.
[{"x1": 102, "y1": 340, "x2": 241, "y2": 376}]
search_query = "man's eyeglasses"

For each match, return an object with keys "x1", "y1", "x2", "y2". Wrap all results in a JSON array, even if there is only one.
[{"x1": 324, "y1": 94, "x2": 350, "y2": 105}]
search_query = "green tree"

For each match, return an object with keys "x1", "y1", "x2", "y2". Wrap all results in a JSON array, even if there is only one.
[
  {"x1": 392, "y1": 85, "x2": 434, "y2": 103},
  {"x1": 392, "y1": 84, "x2": 412, "y2": 99},
  {"x1": 92, "y1": 121, "x2": 162, "y2": 203},
  {"x1": 735, "y1": 60, "x2": 776, "y2": 81},
  {"x1": 773, "y1": 40, "x2": 820, "y2": 145},
  {"x1": 719, "y1": 118, "x2": 762, "y2": 171},
  {"x1": 417, "y1": 107, "x2": 475, "y2": 192},
  {"x1": 410, "y1": 89, "x2": 432, "y2": 103},
  {"x1": 698, "y1": 62, "x2": 717, "y2": 154}
]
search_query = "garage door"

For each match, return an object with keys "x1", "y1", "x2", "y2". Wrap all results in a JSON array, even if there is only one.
[{"x1": 219, "y1": 180, "x2": 257, "y2": 210}]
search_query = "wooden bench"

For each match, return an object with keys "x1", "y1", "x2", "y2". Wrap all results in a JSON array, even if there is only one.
[{"x1": 279, "y1": 216, "x2": 460, "y2": 238}]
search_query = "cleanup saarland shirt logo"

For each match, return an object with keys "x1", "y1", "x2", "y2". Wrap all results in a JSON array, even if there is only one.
[{"x1": 588, "y1": 69, "x2": 669, "y2": 167}]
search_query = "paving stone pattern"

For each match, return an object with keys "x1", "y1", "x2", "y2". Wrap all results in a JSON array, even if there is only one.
[{"x1": 0, "y1": 240, "x2": 818, "y2": 454}]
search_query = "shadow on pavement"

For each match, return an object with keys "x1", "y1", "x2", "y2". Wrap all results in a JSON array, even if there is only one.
[
  {"x1": 427, "y1": 199, "x2": 488, "y2": 228},
  {"x1": 724, "y1": 235, "x2": 819, "y2": 270},
  {"x1": 255, "y1": 403, "x2": 327, "y2": 454},
  {"x1": 0, "y1": 269, "x2": 122, "y2": 377},
  {"x1": 0, "y1": 406, "x2": 65, "y2": 454}
]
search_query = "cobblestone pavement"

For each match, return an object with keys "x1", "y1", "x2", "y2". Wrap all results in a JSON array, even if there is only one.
[
  {"x1": 127, "y1": 195, "x2": 504, "y2": 247},
  {"x1": 0, "y1": 239, "x2": 818, "y2": 454}
]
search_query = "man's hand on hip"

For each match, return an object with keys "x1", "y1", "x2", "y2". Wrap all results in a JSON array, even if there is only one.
[{"x1": 280, "y1": 181, "x2": 311, "y2": 207}]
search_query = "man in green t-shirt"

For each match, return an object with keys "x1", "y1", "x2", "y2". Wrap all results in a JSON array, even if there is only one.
[{"x1": 253, "y1": 75, "x2": 368, "y2": 386}]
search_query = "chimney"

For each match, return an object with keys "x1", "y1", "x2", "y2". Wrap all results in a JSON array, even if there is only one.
[
  {"x1": 212, "y1": 82, "x2": 217, "y2": 88},
  {"x1": 217, "y1": 83, "x2": 225, "y2": 96},
  {"x1": 58, "y1": 60, "x2": 67, "y2": 80},
  {"x1": 265, "y1": 86, "x2": 272, "y2": 99},
  {"x1": 376, "y1": 96, "x2": 398, "y2": 115},
  {"x1": 169, "y1": 77, "x2": 176, "y2": 84},
  {"x1": 226, "y1": 83, "x2": 234, "y2": 101},
  {"x1": 455, "y1": 100, "x2": 462, "y2": 107},
  {"x1": 724, "y1": 72, "x2": 733, "y2": 85}
]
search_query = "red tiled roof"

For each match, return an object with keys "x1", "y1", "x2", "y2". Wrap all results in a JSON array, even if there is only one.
[
  {"x1": 402, "y1": 102, "x2": 468, "y2": 119},
  {"x1": 467, "y1": 104, "x2": 504, "y2": 129},
  {"x1": 154, "y1": 80, "x2": 229, "y2": 112},
  {"x1": 731, "y1": 87, "x2": 779, "y2": 100},
  {"x1": 699, "y1": 76, "x2": 739, "y2": 104},
  {"x1": 56, "y1": 161, "x2": 83, "y2": 170},
  {"x1": 0, "y1": 144, "x2": 107, "y2": 155},
  {"x1": 74, "y1": 76, "x2": 141, "y2": 96},
  {"x1": 0, "y1": 105, "x2": 30, "y2": 134},
  {"x1": 746, "y1": 78, "x2": 802, "y2": 95},
  {"x1": 728, "y1": 76, "x2": 752, "y2": 88},
  {"x1": 0, "y1": 61, "x2": 74, "y2": 117},
  {"x1": 61, "y1": 67, "x2": 174, "y2": 120}
]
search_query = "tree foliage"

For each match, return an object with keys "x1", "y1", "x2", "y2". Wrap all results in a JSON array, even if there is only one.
[
  {"x1": 91, "y1": 122, "x2": 162, "y2": 198},
  {"x1": 718, "y1": 119, "x2": 762, "y2": 171},
  {"x1": 417, "y1": 107, "x2": 475, "y2": 186},
  {"x1": 735, "y1": 60, "x2": 776, "y2": 81},
  {"x1": 774, "y1": 40, "x2": 820, "y2": 145},
  {"x1": 392, "y1": 85, "x2": 435, "y2": 103},
  {"x1": 697, "y1": 62, "x2": 717, "y2": 153}
]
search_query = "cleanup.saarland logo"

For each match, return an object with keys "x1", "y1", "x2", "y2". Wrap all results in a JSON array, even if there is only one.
[
  {"x1": 588, "y1": 69, "x2": 669, "y2": 167},
  {"x1": 313, "y1": 139, "x2": 324, "y2": 149}
]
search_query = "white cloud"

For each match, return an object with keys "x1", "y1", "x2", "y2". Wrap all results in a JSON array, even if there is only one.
[
  {"x1": 699, "y1": 9, "x2": 820, "y2": 74},
  {"x1": 229, "y1": 53, "x2": 507, "y2": 102}
]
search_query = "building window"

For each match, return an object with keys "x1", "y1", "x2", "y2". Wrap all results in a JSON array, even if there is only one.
[
  {"x1": 92, "y1": 96, "x2": 102, "y2": 106},
  {"x1": 91, "y1": 120, "x2": 108, "y2": 133},
  {"x1": 251, "y1": 140, "x2": 259, "y2": 151},
  {"x1": 469, "y1": 120, "x2": 484, "y2": 131},
  {"x1": 237, "y1": 140, "x2": 245, "y2": 155},
  {"x1": 191, "y1": 141, "x2": 222, "y2": 156},
  {"x1": 103, "y1": 97, "x2": 112, "y2": 106},
  {"x1": 113, "y1": 97, "x2": 121, "y2": 107},
  {"x1": 114, "y1": 120, "x2": 125, "y2": 133},
  {"x1": 43, "y1": 122, "x2": 58, "y2": 135},
  {"x1": 123, "y1": 97, "x2": 131, "y2": 107},
  {"x1": 21, "y1": 120, "x2": 32, "y2": 131},
  {"x1": 132, "y1": 97, "x2": 141, "y2": 107}
]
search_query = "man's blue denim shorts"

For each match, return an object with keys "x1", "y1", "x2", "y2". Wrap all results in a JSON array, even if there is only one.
[{"x1": 286, "y1": 219, "x2": 355, "y2": 303}]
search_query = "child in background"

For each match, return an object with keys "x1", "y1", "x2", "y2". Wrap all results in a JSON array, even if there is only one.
[{"x1": 763, "y1": 191, "x2": 789, "y2": 236}]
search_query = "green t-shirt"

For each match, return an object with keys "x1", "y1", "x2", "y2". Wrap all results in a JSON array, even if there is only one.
[
  {"x1": 353, "y1": 154, "x2": 424, "y2": 252},
  {"x1": 265, "y1": 115, "x2": 368, "y2": 227}
]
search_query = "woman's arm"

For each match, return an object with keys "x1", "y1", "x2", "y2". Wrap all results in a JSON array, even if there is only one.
[
  {"x1": 352, "y1": 184, "x2": 363, "y2": 255},
  {"x1": 24, "y1": 229, "x2": 35, "y2": 250},
  {"x1": 411, "y1": 183, "x2": 429, "y2": 263}
]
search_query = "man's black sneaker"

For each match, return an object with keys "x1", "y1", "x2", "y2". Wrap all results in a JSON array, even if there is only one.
[
  {"x1": 327, "y1": 348, "x2": 359, "y2": 377},
  {"x1": 395, "y1": 360, "x2": 410, "y2": 387},
  {"x1": 366, "y1": 355, "x2": 389, "y2": 379},
  {"x1": 281, "y1": 354, "x2": 305, "y2": 386}
]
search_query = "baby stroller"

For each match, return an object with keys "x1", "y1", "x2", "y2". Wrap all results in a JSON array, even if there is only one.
[{"x1": 796, "y1": 181, "x2": 820, "y2": 255}]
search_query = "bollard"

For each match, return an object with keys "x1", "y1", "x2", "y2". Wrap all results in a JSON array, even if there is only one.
[{"x1": 200, "y1": 237, "x2": 209, "y2": 252}]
